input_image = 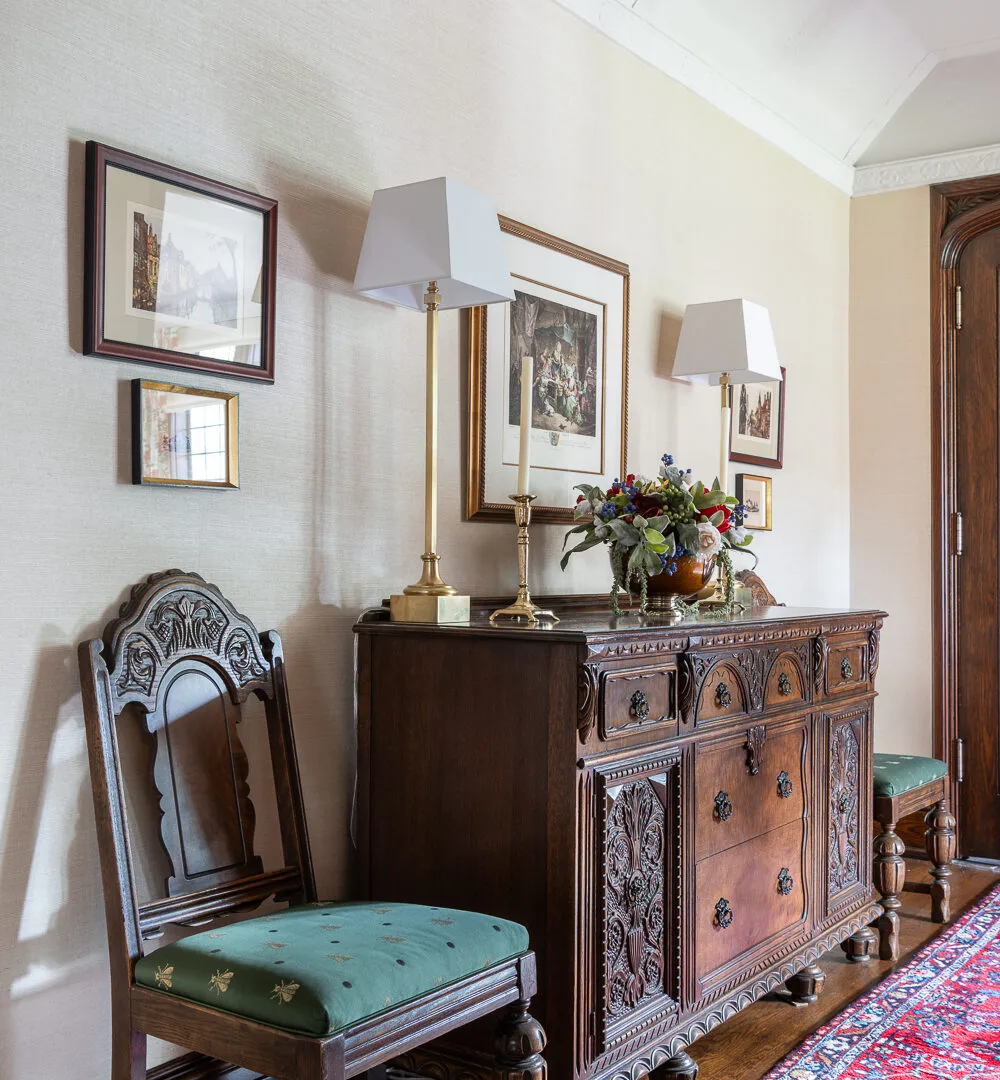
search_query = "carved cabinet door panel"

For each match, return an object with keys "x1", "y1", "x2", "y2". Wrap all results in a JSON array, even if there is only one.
[
  {"x1": 589, "y1": 753, "x2": 681, "y2": 1068},
  {"x1": 822, "y1": 705, "x2": 873, "y2": 921}
]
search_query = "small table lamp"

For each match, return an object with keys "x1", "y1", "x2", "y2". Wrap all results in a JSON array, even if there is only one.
[
  {"x1": 672, "y1": 299, "x2": 781, "y2": 494},
  {"x1": 355, "y1": 177, "x2": 514, "y2": 623}
]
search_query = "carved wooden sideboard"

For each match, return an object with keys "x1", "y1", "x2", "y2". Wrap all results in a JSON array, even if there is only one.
[{"x1": 354, "y1": 599, "x2": 885, "y2": 1080}]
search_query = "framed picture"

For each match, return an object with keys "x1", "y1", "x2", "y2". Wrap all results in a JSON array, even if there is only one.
[
  {"x1": 735, "y1": 473, "x2": 772, "y2": 531},
  {"x1": 466, "y1": 217, "x2": 629, "y2": 524},
  {"x1": 730, "y1": 367, "x2": 785, "y2": 469},
  {"x1": 132, "y1": 379, "x2": 239, "y2": 489},
  {"x1": 85, "y1": 142, "x2": 276, "y2": 382}
]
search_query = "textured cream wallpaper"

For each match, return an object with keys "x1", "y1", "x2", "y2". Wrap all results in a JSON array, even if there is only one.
[
  {"x1": 849, "y1": 188, "x2": 933, "y2": 756},
  {"x1": 0, "y1": 0, "x2": 850, "y2": 1072}
]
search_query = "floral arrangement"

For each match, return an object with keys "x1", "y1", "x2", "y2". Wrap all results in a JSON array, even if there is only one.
[{"x1": 560, "y1": 453, "x2": 753, "y2": 613}]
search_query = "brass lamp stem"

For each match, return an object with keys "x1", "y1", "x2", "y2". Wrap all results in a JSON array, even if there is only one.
[
  {"x1": 490, "y1": 495, "x2": 559, "y2": 625},
  {"x1": 402, "y1": 281, "x2": 457, "y2": 597}
]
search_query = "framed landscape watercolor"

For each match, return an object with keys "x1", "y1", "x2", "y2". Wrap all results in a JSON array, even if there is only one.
[
  {"x1": 85, "y1": 142, "x2": 276, "y2": 382},
  {"x1": 730, "y1": 366, "x2": 785, "y2": 469},
  {"x1": 735, "y1": 473, "x2": 772, "y2": 531},
  {"x1": 132, "y1": 379, "x2": 239, "y2": 488},
  {"x1": 466, "y1": 217, "x2": 629, "y2": 523}
]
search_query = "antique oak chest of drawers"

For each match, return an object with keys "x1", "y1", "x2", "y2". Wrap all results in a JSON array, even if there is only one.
[{"x1": 354, "y1": 600, "x2": 885, "y2": 1080}]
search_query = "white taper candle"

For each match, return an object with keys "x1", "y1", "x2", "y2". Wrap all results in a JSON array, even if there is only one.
[{"x1": 517, "y1": 356, "x2": 533, "y2": 495}]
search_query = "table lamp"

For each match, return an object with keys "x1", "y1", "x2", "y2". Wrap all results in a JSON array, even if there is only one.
[
  {"x1": 672, "y1": 298, "x2": 781, "y2": 494},
  {"x1": 355, "y1": 177, "x2": 514, "y2": 623}
]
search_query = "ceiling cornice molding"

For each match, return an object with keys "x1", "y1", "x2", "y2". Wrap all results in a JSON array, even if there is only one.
[
  {"x1": 550, "y1": 0, "x2": 855, "y2": 194},
  {"x1": 853, "y1": 142, "x2": 1000, "y2": 196}
]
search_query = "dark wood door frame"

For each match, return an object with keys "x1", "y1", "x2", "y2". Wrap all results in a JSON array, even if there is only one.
[{"x1": 932, "y1": 175, "x2": 1000, "y2": 856}]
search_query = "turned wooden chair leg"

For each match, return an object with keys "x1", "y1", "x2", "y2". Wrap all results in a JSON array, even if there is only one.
[
  {"x1": 785, "y1": 963, "x2": 826, "y2": 1006},
  {"x1": 873, "y1": 817, "x2": 906, "y2": 961},
  {"x1": 495, "y1": 1000, "x2": 546, "y2": 1080},
  {"x1": 656, "y1": 1050, "x2": 699, "y2": 1078},
  {"x1": 925, "y1": 799, "x2": 956, "y2": 923}
]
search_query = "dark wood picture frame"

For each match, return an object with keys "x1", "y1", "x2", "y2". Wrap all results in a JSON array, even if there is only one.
[
  {"x1": 729, "y1": 366, "x2": 786, "y2": 469},
  {"x1": 131, "y1": 378, "x2": 239, "y2": 489},
  {"x1": 466, "y1": 216, "x2": 630, "y2": 524},
  {"x1": 85, "y1": 141, "x2": 277, "y2": 382}
]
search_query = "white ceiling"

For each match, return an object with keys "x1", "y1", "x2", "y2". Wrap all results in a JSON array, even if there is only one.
[{"x1": 551, "y1": 0, "x2": 1000, "y2": 194}]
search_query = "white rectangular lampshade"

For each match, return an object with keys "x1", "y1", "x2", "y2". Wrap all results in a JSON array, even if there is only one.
[
  {"x1": 354, "y1": 177, "x2": 514, "y2": 311},
  {"x1": 672, "y1": 298, "x2": 781, "y2": 385}
]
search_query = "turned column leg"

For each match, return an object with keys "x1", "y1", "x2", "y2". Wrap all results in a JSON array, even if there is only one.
[
  {"x1": 654, "y1": 1050, "x2": 699, "y2": 1078},
  {"x1": 494, "y1": 1000, "x2": 546, "y2": 1080},
  {"x1": 925, "y1": 799, "x2": 957, "y2": 923},
  {"x1": 873, "y1": 818, "x2": 906, "y2": 961},
  {"x1": 785, "y1": 963, "x2": 826, "y2": 1006}
]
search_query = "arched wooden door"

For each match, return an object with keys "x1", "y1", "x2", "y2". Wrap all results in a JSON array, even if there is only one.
[{"x1": 934, "y1": 179, "x2": 1000, "y2": 859}]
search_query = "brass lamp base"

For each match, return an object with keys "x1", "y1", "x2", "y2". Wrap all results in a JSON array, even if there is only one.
[{"x1": 390, "y1": 593, "x2": 471, "y2": 624}]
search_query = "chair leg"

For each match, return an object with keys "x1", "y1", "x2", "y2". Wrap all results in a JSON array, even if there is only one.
[
  {"x1": 925, "y1": 799, "x2": 957, "y2": 923},
  {"x1": 111, "y1": 1025, "x2": 146, "y2": 1080},
  {"x1": 873, "y1": 817, "x2": 906, "y2": 961},
  {"x1": 494, "y1": 999, "x2": 546, "y2": 1080}
]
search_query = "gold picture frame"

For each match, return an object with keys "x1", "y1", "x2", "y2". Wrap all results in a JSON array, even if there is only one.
[
  {"x1": 132, "y1": 379, "x2": 239, "y2": 489},
  {"x1": 735, "y1": 473, "x2": 772, "y2": 531},
  {"x1": 466, "y1": 216, "x2": 630, "y2": 524}
]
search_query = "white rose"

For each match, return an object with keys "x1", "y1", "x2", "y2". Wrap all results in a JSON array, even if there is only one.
[
  {"x1": 729, "y1": 525, "x2": 747, "y2": 544},
  {"x1": 696, "y1": 522, "x2": 723, "y2": 557}
]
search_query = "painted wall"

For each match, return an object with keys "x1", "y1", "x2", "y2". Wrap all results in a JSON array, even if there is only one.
[
  {"x1": 0, "y1": 0, "x2": 851, "y2": 1072},
  {"x1": 849, "y1": 187, "x2": 933, "y2": 755}
]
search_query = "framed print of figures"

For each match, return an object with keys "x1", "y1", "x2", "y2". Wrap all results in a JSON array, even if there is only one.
[
  {"x1": 132, "y1": 380, "x2": 239, "y2": 488},
  {"x1": 730, "y1": 367, "x2": 785, "y2": 469},
  {"x1": 467, "y1": 217, "x2": 629, "y2": 523},
  {"x1": 85, "y1": 142, "x2": 276, "y2": 382},
  {"x1": 735, "y1": 473, "x2": 772, "y2": 531}
]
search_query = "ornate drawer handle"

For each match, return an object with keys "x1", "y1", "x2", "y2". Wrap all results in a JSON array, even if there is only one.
[
  {"x1": 715, "y1": 681, "x2": 733, "y2": 708},
  {"x1": 714, "y1": 790, "x2": 734, "y2": 822},
  {"x1": 629, "y1": 689, "x2": 650, "y2": 722},
  {"x1": 776, "y1": 770, "x2": 793, "y2": 799},
  {"x1": 777, "y1": 867, "x2": 794, "y2": 895},
  {"x1": 838, "y1": 790, "x2": 851, "y2": 813},
  {"x1": 714, "y1": 897, "x2": 734, "y2": 929},
  {"x1": 841, "y1": 657, "x2": 854, "y2": 680},
  {"x1": 778, "y1": 672, "x2": 792, "y2": 696}
]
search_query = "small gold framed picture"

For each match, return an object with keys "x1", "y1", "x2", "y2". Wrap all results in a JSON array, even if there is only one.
[
  {"x1": 735, "y1": 473, "x2": 772, "y2": 531},
  {"x1": 132, "y1": 379, "x2": 239, "y2": 489}
]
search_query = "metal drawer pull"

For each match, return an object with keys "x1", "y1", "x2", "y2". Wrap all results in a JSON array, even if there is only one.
[
  {"x1": 629, "y1": 689, "x2": 650, "y2": 722},
  {"x1": 716, "y1": 681, "x2": 733, "y2": 708},
  {"x1": 778, "y1": 672, "x2": 792, "y2": 696},
  {"x1": 841, "y1": 657, "x2": 853, "y2": 680},
  {"x1": 714, "y1": 897, "x2": 734, "y2": 929},
  {"x1": 714, "y1": 790, "x2": 734, "y2": 822},
  {"x1": 776, "y1": 770, "x2": 793, "y2": 799},
  {"x1": 777, "y1": 868, "x2": 794, "y2": 895}
]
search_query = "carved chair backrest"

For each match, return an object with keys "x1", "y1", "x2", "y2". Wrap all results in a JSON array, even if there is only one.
[
  {"x1": 735, "y1": 570, "x2": 784, "y2": 608},
  {"x1": 78, "y1": 570, "x2": 317, "y2": 981}
]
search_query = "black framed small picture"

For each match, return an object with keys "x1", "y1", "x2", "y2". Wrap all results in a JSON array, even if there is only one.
[
  {"x1": 85, "y1": 142, "x2": 276, "y2": 382},
  {"x1": 735, "y1": 473, "x2": 772, "y2": 531},
  {"x1": 132, "y1": 379, "x2": 239, "y2": 489}
]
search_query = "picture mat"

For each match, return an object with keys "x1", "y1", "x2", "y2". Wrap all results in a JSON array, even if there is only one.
[
  {"x1": 483, "y1": 231, "x2": 625, "y2": 512},
  {"x1": 739, "y1": 476, "x2": 770, "y2": 529},
  {"x1": 104, "y1": 165, "x2": 264, "y2": 364}
]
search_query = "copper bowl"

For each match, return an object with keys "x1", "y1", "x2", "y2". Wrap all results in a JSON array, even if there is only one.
[{"x1": 646, "y1": 553, "x2": 717, "y2": 600}]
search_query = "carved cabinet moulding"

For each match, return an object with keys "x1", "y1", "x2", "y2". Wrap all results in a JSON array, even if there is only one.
[
  {"x1": 828, "y1": 715, "x2": 863, "y2": 899},
  {"x1": 745, "y1": 725, "x2": 767, "y2": 775}
]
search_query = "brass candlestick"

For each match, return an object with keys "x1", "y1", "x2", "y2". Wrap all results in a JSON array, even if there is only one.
[{"x1": 490, "y1": 495, "x2": 559, "y2": 626}]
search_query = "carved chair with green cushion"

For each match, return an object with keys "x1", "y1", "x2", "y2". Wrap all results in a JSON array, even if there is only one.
[
  {"x1": 870, "y1": 752, "x2": 955, "y2": 963},
  {"x1": 79, "y1": 570, "x2": 546, "y2": 1080}
]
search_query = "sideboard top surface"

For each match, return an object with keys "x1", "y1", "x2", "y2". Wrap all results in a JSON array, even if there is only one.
[{"x1": 355, "y1": 597, "x2": 886, "y2": 645}]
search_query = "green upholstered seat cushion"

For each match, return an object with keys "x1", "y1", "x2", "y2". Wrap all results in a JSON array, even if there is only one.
[
  {"x1": 873, "y1": 753, "x2": 947, "y2": 798},
  {"x1": 134, "y1": 901, "x2": 528, "y2": 1036}
]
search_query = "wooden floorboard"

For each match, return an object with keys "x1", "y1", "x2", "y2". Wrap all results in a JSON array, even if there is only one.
[{"x1": 690, "y1": 860, "x2": 1000, "y2": 1080}]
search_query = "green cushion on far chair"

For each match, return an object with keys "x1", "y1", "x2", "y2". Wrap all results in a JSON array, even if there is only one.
[
  {"x1": 134, "y1": 901, "x2": 529, "y2": 1037},
  {"x1": 873, "y1": 753, "x2": 948, "y2": 798}
]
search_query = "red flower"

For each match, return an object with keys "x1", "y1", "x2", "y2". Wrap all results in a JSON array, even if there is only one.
[
  {"x1": 633, "y1": 493, "x2": 662, "y2": 516},
  {"x1": 701, "y1": 505, "x2": 732, "y2": 532},
  {"x1": 576, "y1": 494, "x2": 584, "y2": 503},
  {"x1": 625, "y1": 473, "x2": 636, "y2": 485}
]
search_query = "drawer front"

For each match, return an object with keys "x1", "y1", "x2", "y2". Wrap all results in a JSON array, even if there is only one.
[
  {"x1": 695, "y1": 660, "x2": 749, "y2": 723},
  {"x1": 825, "y1": 637, "x2": 870, "y2": 696},
  {"x1": 695, "y1": 720, "x2": 807, "y2": 860},
  {"x1": 600, "y1": 665, "x2": 678, "y2": 740},
  {"x1": 694, "y1": 819, "x2": 806, "y2": 983},
  {"x1": 765, "y1": 652, "x2": 807, "y2": 707}
]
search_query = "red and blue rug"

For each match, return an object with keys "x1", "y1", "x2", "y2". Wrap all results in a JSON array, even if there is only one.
[{"x1": 764, "y1": 883, "x2": 1000, "y2": 1079}]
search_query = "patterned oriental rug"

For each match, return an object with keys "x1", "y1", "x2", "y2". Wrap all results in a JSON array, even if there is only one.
[{"x1": 763, "y1": 883, "x2": 1000, "y2": 1079}]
